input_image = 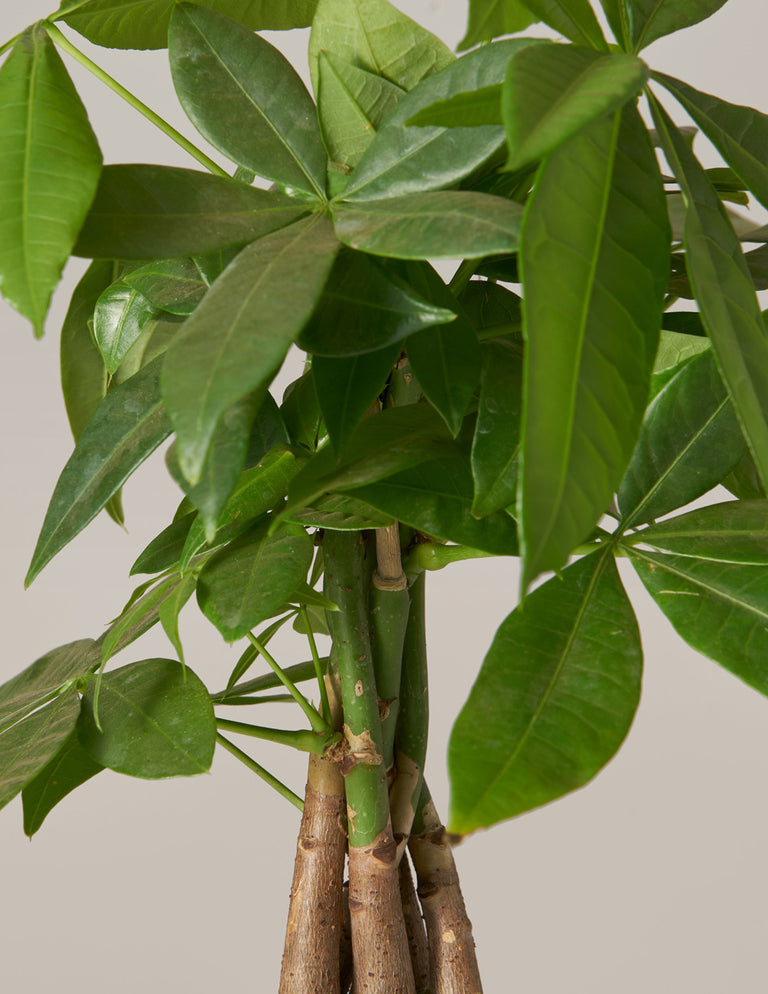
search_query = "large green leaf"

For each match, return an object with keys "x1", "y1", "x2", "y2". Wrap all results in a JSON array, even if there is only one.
[
  {"x1": 27, "y1": 358, "x2": 171, "y2": 585},
  {"x1": 617, "y1": 350, "x2": 746, "y2": 528},
  {"x1": 197, "y1": 520, "x2": 313, "y2": 641},
  {"x1": 169, "y1": 4, "x2": 326, "y2": 198},
  {"x1": 308, "y1": 0, "x2": 454, "y2": 95},
  {"x1": 0, "y1": 25, "x2": 101, "y2": 336},
  {"x1": 630, "y1": 548, "x2": 768, "y2": 696},
  {"x1": 93, "y1": 281, "x2": 157, "y2": 375},
  {"x1": 340, "y1": 40, "x2": 534, "y2": 202},
  {"x1": 650, "y1": 97, "x2": 768, "y2": 493},
  {"x1": 333, "y1": 191, "x2": 523, "y2": 259},
  {"x1": 122, "y1": 258, "x2": 208, "y2": 316},
  {"x1": 448, "y1": 553, "x2": 641, "y2": 835},
  {"x1": 519, "y1": 106, "x2": 670, "y2": 587},
  {"x1": 653, "y1": 72, "x2": 768, "y2": 213},
  {"x1": 74, "y1": 165, "x2": 309, "y2": 259},
  {"x1": 519, "y1": 0, "x2": 608, "y2": 49},
  {"x1": 161, "y1": 215, "x2": 339, "y2": 485},
  {"x1": 459, "y1": 0, "x2": 539, "y2": 50},
  {"x1": 0, "y1": 694, "x2": 81, "y2": 812},
  {"x1": 622, "y1": 0, "x2": 728, "y2": 52},
  {"x1": 58, "y1": 0, "x2": 317, "y2": 49},
  {"x1": 22, "y1": 730, "x2": 103, "y2": 835},
  {"x1": 626, "y1": 500, "x2": 768, "y2": 564},
  {"x1": 503, "y1": 43, "x2": 648, "y2": 171},
  {"x1": 78, "y1": 659, "x2": 215, "y2": 777}
]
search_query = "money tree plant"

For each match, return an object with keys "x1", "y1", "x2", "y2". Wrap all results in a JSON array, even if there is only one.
[{"x1": 2, "y1": 0, "x2": 768, "y2": 990}]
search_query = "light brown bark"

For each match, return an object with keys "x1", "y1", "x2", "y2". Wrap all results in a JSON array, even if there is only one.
[{"x1": 398, "y1": 852, "x2": 431, "y2": 994}]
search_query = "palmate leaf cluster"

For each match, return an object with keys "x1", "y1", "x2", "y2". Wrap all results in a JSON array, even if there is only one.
[{"x1": 1, "y1": 0, "x2": 768, "y2": 841}]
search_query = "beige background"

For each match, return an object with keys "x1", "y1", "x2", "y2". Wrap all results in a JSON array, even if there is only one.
[{"x1": 2, "y1": 2, "x2": 768, "y2": 990}]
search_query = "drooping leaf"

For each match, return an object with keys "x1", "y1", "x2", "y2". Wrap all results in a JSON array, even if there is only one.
[
  {"x1": 622, "y1": 0, "x2": 728, "y2": 52},
  {"x1": 100, "y1": 575, "x2": 190, "y2": 662},
  {"x1": 122, "y1": 258, "x2": 208, "y2": 316},
  {"x1": 617, "y1": 349, "x2": 746, "y2": 528},
  {"x1": 519, "y1": 106, "x2": 670, "y2": 586},
  {"x1": 78, "y1": 659, "x2": 216, "y2": 777},
  {"x1": 169, "y1": 4, "x2": 326, "y2": 198},
  {"x1": 27, "y1": 358, "x2": 171, "y2": 585},
  {"x1": 518, "y1": 0, "x2": 608, "y2": 49},
  {"x1": 93, "y1": 281, "x2": 157, "y2": 375},
  {"x1": 333, "y1": 191, "x2": 524, "y2": 259},
  {"x1": 448, "y1": 553, "x2": 641, "y2": 835},
  {"x1": 650, "y1": 97, "x2": 768, "y2": 492},
  {"x1": 502, "y1": 43, "x2": 648, "y2": 171},
  {"x1": 161, "y1": 215, "x2": 339, "y2": 485},
  {"x1": 0, "y1": 25, "x2": 101, "y2": 335},
  {"x1": 626, "y1": 500, "x2": 768, "y2": 564},
  {"x1": 459, "y1": 0, "x2": 539, "y2": 51},
  {"x1": 22, "y1": 731, "x2": 103, "y2": 836},
  {"x1": 197, "y1": 520, "x2": 313, "y2": 641},
  {"x1": 74, "y1": 165, "x2": 309, "y2": 259},
  {"x1": 158, "y1": 572, "x2": 197, "y2": 662},
  {"x1": 58, "y1": 0, "x2": 318, "y2": 49}
]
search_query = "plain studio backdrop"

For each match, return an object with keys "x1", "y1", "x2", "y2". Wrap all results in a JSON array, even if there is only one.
[{"x1": 2, "y1": 2, "x2": 768, "y2": 991}]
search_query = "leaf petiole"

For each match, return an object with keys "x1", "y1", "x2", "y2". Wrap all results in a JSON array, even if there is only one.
[
  {"x1": 216, "y1": 733, "x2": 303, "y2": 811},
  {"x1": 246, "y1": 632, "x2": 327, "y2": 734},
  {"x1": 300, "y1": 605, "x2": 331, "y2": 720},
  {"x1": 215, "y1": 718, "x2": 339, "y2": 754}
]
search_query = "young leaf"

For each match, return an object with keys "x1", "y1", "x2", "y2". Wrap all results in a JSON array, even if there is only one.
[
  {"x1": 519, "y1": 0, "x2": 608, "y2": 49},
  {"x1": 502, "y1": 44, "x2": 648, "y2": 171},
  {"x1": 27, "y1": 358, "x2": 172, "y2": 585},
  {"x1": 22, "y1": 730, "x2": 103, "y2": 836},
  {"x1": 519, "y1": 106, "x2": 670, "y2": 587},
  {"x1": 622, "y1": 0, "x2": 728, "y2": 52},
  {"x1": 74, "y1": 165, "x2": 309, "y2": 259},
  {"x1": 169, "y1": 4, "x2": 326, "y2": 199},
  {"x1": 333, "y1": 191, "x2": 524, "y2": 259},
  {"x1": 0, "y1": 25, "x2": 101, "y2": 336},
  {"x1": 93, "y1": 281, "x2": 157, "y2": 375},
  {"x1": 448, "y1": 553, "x2": 641, "y2": 835},
  {"x1": 649, "y1": 97, "x2": 768, "y2": 493},
  {"x1": 459, "y1": 0, "x2": 539, "y2": 51},
  {"x1": 78, "y1": 659, "x2": 216, "y2": 777},
  {"x1": 161, "y1": 215, "x2": 339, "y2": 485},
  {"x1": 617, "y1": 349, "x2": 746, "y2": 528},
  {"x1": 158, "y1": 572, "x2": 197, "y2": 662},
  {"x1": 122, "y1": 258, "x2": 208, "y2": 316},
  {"x1": 626, "y1": 500, "x2": 768, "y2": 564}
]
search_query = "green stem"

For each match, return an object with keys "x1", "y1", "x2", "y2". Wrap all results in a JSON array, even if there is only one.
[
  {"x1": 215, "y1": 718, "x2": 339, "y2": 754},
  {"x1": 44, "y1": 23, "x2": 229, "y2": 178},
  {"x1": 216, "y1": 733, "x2": 304, "y2": 812},
  {"x1": 211, "y1": 693, "x2": 296, "y2": 706},
  {"x1": 301, "y1": 605, "x2": 331, "y2": 720},
  {"x1": 0, "y1": 30, "x2": 21, "y2": 58},
  {"x1": 405, "y1": 542, "x2": 495, "y2": 575},
  {"x1": 212, "y1": 658, "x2": 319, "y2": 702},
  {"x1": 246, "y1": 633, "x2": 327, "y2": 734}
]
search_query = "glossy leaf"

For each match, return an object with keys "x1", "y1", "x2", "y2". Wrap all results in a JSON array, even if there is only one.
[
  {"x1": 520, "y1": 0, "x2": 608, "y2": 49},
  {"x1": 622, "y1": 0, "x2": 728, "y2": 52},
  {"x1": 459, "y1": 0, "x2": 539, "y2": 50},
  {"x1": 197, "y1": 520, "x2": 313, "y2": 641},
  {"x1": 78, "y1": 659, "x2": 216, "y2": 777},
  {"x1": 22, "y1": 730, "x2": 103, "y2": 836},
  {"x1": 0, "y1": 25, "x2": 101, "y2": 336},
  {"x1": 630, "y1": 549, "x2": 768, "y2": 696},
  {"x1": 617, "y1": 350, "x2": 746, "y2": 527},
  {"x1": 161, "y1": 216, "x2": 338, "y2": 485},
  {"x1": 503, "y1": 44, "x2": 648, "y2": 171},
  {"x1": 93, "y1": 281, "x2": 157, "y2": 374},
  {"x1": 27, "y1": 358, "x2": 172, "y2": 585},
  {"x1": 285, "y1": 493, "x2": 394, "y2": 531},
  {"x1": 333, "y1": 191, "x2": 524, "y2": 259},
  {"x1": 122, "y1": 258, "x2": 208, "y2": 316},
  {"x1": 650, "y1": 98, "x2": 768, "y2": 492},
  {"x1": 0, "y1": 695, "x2": 81, "y2": 812},
  {"x1": 170, "y1": 4, "x2": 326, "y2": 198},
  {"x1": 405, "y1": 85, "x2": 503, "y2": 129},
  {"x1": 75, "y1": 165, "x2": 309, "y2": 259},
  {"x1": 519, "y1": 106, "x2": 670, "y2": 586},
  {"x1": 59, "y1": 0, "x2": 318, "y2": 49},
  {"x1": 158, "y1": 573, "x2": 197, "y2": 662},
  {"x1": 448, "y1": 553, "x2": 641, "y2": 834},
  {"x1": 281, "y1": 372, "x2": 324, "y2": 451},
  {"x1": 627, "y1": 500, "x2": 768, "y2": 564}
]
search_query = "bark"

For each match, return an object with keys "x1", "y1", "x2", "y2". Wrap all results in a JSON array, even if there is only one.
[
  {"x1": 279, "y1": 753, "x2": 347, "y2": 994},
  {"x1": 399, "y1": 852, "x2": 431, "y2": 994}
]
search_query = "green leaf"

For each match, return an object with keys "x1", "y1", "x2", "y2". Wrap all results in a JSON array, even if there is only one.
[
  {"x1": 520, "y1": 0, "x2": 608, "y2": 49},
  {"x1": 313, "y1": 345, "x2": 400, "y2": 451},
  {"x1": 622, "y1": 0, "x2": 727, "y2": 52},
  {"x1": 22, "y1": 731, "x2": 103, "y2": 835},
  {"x1": 502, "y1": 44, "x2": 648, "y2": 171},
  {"x1": 0, "y1": 694, "x2": 81, "y2": 812},
  {"x1": 653, "y1": 72, "x2": 768, "y2": 213},
  {"x1": 629, "y1": 549, "x2": 768, "y2": 696},
  {"x1": 519, "y1": 106, "x2": 670, "y2": 586},
  {"x1": 448, "y1": 553, "x2": 641, "y2": 834},
  {"x1": 0, "y1": 640, "x2": 98, "y2": 733},
  {"x1": 122, "y1": 258, "x2": 208, "y2": 316},
  {"x1": 649, "y1": 97, "x2": 768, "y2": 493},
  {"x1": 723, "y1": 452, "x2": 765, "y2": 502},
  {"x1": 285, "y1": 493, "x2": 394, "y2": 531},
  {"x1": 244, "y1": 393, "x2": 290, "y2": 467},
  {"x1": 340, "y1": 39, "x2": 534, "y2": 202},
  {"x1": 100, "y1": 575, "x2": 191, "y2": 663},
  {"x1": 158, "y1": 573, "x2": 197, "y2": 662},
  {"x1": 626, "y1": 500, "x2": 768, "y2": 564},
  {"x1": 78, "y1": 659, "x2": 216, "y2": 777},
  {"x1": 308, "y1": 0, "x2": 454, "y2": 95},
  {"x1": 333, "y1": 191, "x2": 523, "y2": 259},
  {"x1": 162, "y1": 215, "x2": 339, "y2": 485},
  {"x1": 459, "y1": 280, "x2": 522, "y2": 339},
  {"x1": 598, "y1": 0, "x2": 629, "y2": 48},
  {"x1": 617, "y1": 350, "x2": 746, "y2": 527},
  {"x1": 298, "y1": 249, "x2": 455, "y2": 357},
  {"x1": 0, "y1": 25, "x2": 101, "y2": 336},
  {"x1": 197, "y1": 520, "x2": 314, "y2": 641},
  {"x1": 59, "y1": 0, "x2": 318, "y2": 49},
  {"x1": 652, "y1": 328, "x2": 710, "y2": 380},
  {"x1": 280, "y1": 372, "x2": 324, "y2": 451},
  {"x1": 27, "y1": 357, "x2": 172, "y2": 585},
  {"x1": 459, "y1": 0, "x2": 539, "y2": 51},
  {"x1": 74, "y1": 165, "x2": 309, "y2": 259},
  {"x1": 93, "y1": 281, "x2": 157, "y2": 375},
  {"x1": 130, "y1": 511, "x2": 196, "y2": 575},
  {"x1": 169, "y1": 4, "x2": 326, "y2": 198},
  {"x1": 405, "y1": 85, "x2": 503, "y2": 129},
  {"x1": 471, "y1": 336, "x2": 524, "y2": 516}
]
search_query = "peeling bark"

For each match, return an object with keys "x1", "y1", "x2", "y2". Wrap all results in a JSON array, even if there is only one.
[{"x1": 399, "y1": 852, "x2": 431, "y2": 994}]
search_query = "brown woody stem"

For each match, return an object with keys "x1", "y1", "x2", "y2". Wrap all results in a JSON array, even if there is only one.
[{"x1": 399, "y1": 852, "x2": 431, "y2": 994}]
